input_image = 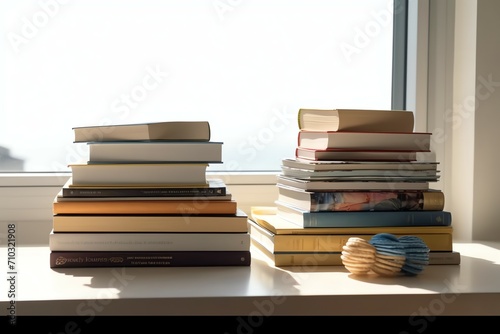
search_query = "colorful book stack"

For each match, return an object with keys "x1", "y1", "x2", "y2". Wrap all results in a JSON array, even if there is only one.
[
  {"x1": 49, "y1": 121, "x2": 251, "y2": 268},
  {"x1": 249, "y1": 108, "x2": 460, "y2": 267}
]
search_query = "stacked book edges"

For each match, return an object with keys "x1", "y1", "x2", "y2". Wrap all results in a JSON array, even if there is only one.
[
  {"x1": 50, "y1": 121, "x2": 251, "y2": 268},
  {"x1": 51, "y1": 178, "x2": 252, "y2": 268},
  {"x1": 249, "y1": 207, "x2": 460, "y2": 267},
  {"x1": 51, "y1": 175, "x2": 252, "y2": 268}
]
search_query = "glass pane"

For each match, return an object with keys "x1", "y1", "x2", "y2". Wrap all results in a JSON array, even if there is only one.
[{"x1": 0, "y1": 0, "x2": 394, "y2": 172}]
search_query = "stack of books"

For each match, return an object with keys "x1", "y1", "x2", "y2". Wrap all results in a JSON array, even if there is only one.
[
  {"x1": 249, "y1": 108, "x2": 460, "y2": 267},
  {"x1": 49, "y1": 121, "x2": 251, "y2": 268}
]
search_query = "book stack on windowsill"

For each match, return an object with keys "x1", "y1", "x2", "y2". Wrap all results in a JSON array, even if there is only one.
[
  {"x1": 49, "y1": 121, "x2": 251, "y2": 268},
  {"x1": 248, "y1": 108, "x2": 460, "y2": 267}
]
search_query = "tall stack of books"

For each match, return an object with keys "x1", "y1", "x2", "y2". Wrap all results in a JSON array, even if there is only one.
[
  {"x1": 249, "y1": 108, "x2": 460, "y2": 267},
  {"x1": 49, "y1": 121, "x2": 251, "y2": 268}
]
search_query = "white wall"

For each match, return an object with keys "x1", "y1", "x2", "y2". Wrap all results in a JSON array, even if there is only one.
[
  {"x1": 471, "y1": 0, "x2": 500, "y2": 240},
  {"x1": 431, "y1": 0, "x2": 500, "y2": 242}
]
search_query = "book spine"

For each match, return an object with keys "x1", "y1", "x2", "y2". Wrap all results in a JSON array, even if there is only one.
[
  {"x1": 427, "y1": 251, "x2": 461, "y2": 265},
  {"x1": 269, "y1": 252, "x2": 458, "y2": 266},
  {"x1": 50, "y1": 251, "x2": 251, "y2": 268},
  {"x1": 274, "y1": 234, "x2": 451, "y2": 252},
  {"x1": 52, "y1": 215, "x2": 249, "y2": 233},
  {"x1": 62, "y1": 187, "x2": 226, "y2": 197},
  {"x1": 297, "y1": 211, "x2": 452, "y2": 228},
  {"x1": 52, "y1": 200, "x2": 238, "y2": 215},
  {"x1": 306, "y1": 191, "x2": 444, "y2": 212},
  {"x1": 250, "y1": 223, "x2": 452, "y2": 252},
  {"x1": 49, "y1": 232, "x2": 251, "y2": 251}
]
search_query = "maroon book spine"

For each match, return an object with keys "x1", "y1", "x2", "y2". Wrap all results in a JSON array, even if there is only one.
[{"x1": 50, "y1": 251, "x2": 251, "y2": 268}]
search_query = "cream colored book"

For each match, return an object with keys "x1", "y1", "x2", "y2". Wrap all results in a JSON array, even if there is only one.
[
  {"x1": 53, "y1": 209, "x2": 248, "y2": 233},
  {"x1": 297, "y1": 108, "x2": 414, "y2": 132},
  {"x1": 73, "y1": 121, "x2": 211, "y2": 142},
  {"x1": 69, "y1": 163, "x2": 208, "y2": 186}
]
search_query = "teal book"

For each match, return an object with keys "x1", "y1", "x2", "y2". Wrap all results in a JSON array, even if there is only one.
[{"x1": 276, "y1": 201, "x2": 452, "y2": 228}]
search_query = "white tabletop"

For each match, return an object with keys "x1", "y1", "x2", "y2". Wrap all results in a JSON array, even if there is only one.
[{"x1": 2, "y1": 241, "x2": 500, "y2": 316}]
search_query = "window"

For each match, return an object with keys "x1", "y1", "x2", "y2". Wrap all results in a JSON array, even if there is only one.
[
  {"x1": 1, "y1": 0, "x2": 411, "y2": 230},
  {"x1": 1, "y1": 0, "x2": 397, "y2": 173}
]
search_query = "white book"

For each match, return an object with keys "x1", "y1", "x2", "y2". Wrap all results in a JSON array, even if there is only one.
[
  {"x1": 49, "y1": 230, "x2": 251, "y2": 251},
  {"x1": 87, "y1": 141, "x2": 223, "y2": 163},
  {"x1": 69, "y1": 163, "x2": 208, "y2": 186},
  {"x1": 277, "y1": 175, "x2": 430, "y2": 191},
  {"x1": 281, "y1": 158, "x2": 439, "y2": 171}
]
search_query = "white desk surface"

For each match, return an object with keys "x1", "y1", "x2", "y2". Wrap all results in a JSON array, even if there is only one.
[{"x1": 1, "y1": 241, "x2": 500, "y2": 316}]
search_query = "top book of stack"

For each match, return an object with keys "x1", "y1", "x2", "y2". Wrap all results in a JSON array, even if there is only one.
[
  {"x1": 297, "y1": 109, "x2": 414, "y2": 133},
  {"x1": 73, "y1": 121, "x2": 211, "y2": 142}
]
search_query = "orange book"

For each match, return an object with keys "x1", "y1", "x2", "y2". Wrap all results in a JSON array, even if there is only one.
[{"x1": 53, "y1": 198, "x2": 238, "y2": 215}]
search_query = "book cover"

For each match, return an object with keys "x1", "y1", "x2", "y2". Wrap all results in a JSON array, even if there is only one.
[
  {"x1": 277, "y1": 175, "x2": 430, "y2": 191},
  {"x1": 281, "y1": 158, "x2": 439, "y2": 171},
  {"x1": 69, "y1": 162, "x2": 208, "y2": 186},
  {"x1": 252, "y1": 238, "x2": 460, "y2": 267},
  {"x1": 53, "y1": 209, "x2": 249, "y2": 233},
  {"x1": 50, "y1": 250, "x2": 251, "y2": 268},
  {"x1": 87, "y1": 141, "x2": 223, "y2": 163},
  {"x1": 62, "y1": 178, "x2": 227, "y2": 198},
  {"x1": 73, "y1": 121, "x2": 211, "y2": 142},
  {"x1": 52, "y1": 198, "x2": 238, "y2": 215},
  {"x1": 249, "y1": 219, "x2": 452, "y2": 252},
  {"x1": 277, "y1": 185, "x2": 445, "y2": 212},
  {"x1": 297, "y1": 130, "x2": 431, "y2": 151},
  {"x1": 296, "y1": 147, "x2": 430, "y2": 162},
  {"x1": 276, "y1": 201, "x2": 452, "y2": 227},
  {"x1": 250, "y1": 206, "x2": 454, "y2": 235},
  {"x1": 49, "y1": 230, "x2": 251, "y2": 251},
  {"x1": 297, "y1": 108, "x2": 414, "y2": 132}
]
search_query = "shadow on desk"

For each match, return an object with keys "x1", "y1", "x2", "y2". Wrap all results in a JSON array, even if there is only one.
[{"x1": 51, "y1": 255, "x2": 303, "y2": 299}]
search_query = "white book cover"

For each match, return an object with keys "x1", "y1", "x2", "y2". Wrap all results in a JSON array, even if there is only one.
[
  {"x1": 49, "y1": 231, "x2": 251, "y2": 251},
  {"x1": 87, "y1": 141, "x2": 223, "y2": 163}
]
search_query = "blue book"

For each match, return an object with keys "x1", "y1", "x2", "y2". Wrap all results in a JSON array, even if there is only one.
[{"x1": 275, "y1": 201, "x2": 452, "y2": 227}]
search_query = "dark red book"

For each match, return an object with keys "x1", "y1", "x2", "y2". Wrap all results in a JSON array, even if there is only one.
[{"x1": 50, "y1": 250, "x2": 251, "y2": 268}]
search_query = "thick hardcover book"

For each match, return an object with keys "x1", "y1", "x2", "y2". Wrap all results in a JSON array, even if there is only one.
[
  {"x1": 50, "y1": 250, "x2": 251, "y2": 268},
  {"x1": 276, "y1": 201, "x2": 452, "y2": 227},
  {"x1": 87, "y1": 141, "x2": 223, "y2": 163},
  {"x1": 248, "y1": 219, "x2": 453, "y2": 252},
  {"x1": 73, "y1": 121, "x2": 211, "y2": 142},
  {"x1": 62, "y1": 178, "x2": 227, "y2": 198},
  {"x1": 297, "y1": 108, "x2": 414, "y2": 132},
  {"x1": 277, "y1": 185, "x2": 445, "y2": 212},
  {"x1": 250, "y1": 206, "x2": 454, "y2": 235},
  {"x1": 53, "y1": 209, "x2": 249, "y2": 233},
  {"x1": 69, "y1": 162, "x2": 208, "y2": 186},
  {"x1": 281, "y1": 158, "x2": 439, "y2": 171},
  {"x1": 297, "y1": 131, "x2": 431, "y2": 151},
  {"x1": 52, "y1": 198, "x2": 238, "y2": 215},
  {"x1": 277, "y1": 175, "x2": 430, "y2": 191},
  {"x1": 252, "y1": 239, "x2": 343, "y2": 266},
  {"x1": 296, "y1": 147, "x2": 430, "y2": 162},
  {"x1": 49, "y1": 230, "x2": 251, "y2": 251},
  {"x1": 252, "y1": 239, "x2": 460, "y2": 267}
]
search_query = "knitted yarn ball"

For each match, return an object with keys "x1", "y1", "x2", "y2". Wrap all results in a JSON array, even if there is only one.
[{"x1": 341, "y1": 233, "x2": 430, "y2": 276}]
